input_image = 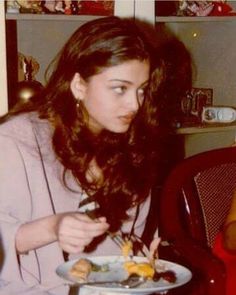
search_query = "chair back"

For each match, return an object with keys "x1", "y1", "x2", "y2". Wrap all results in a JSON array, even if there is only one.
[{"x1": 159, "y1": 146, "x2": 236, "y2": 248}]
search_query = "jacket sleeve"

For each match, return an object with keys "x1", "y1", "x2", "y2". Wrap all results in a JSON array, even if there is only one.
[{"x1": 0, "y1": 134, "x2": 32, "y2": 282}]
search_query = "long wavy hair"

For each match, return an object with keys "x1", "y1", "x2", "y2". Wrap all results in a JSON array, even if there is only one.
[{"x1": 2, "y1": 16, "x2": 167, "y2": 232}]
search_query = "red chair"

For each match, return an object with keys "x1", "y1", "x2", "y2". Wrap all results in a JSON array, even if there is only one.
[{"x1": 157, "y1": 146, "x2": 236, "y2": 295}]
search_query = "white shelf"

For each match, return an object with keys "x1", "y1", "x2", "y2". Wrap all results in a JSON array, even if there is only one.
[
  {"x1": 176, "y1": 124, "x2": 236, "y2": 135},
  {"x1": 155, "y1": 16, "x2": 236, "y2": 23},
  {"x1": 7, "y1": 14, "x2": 236, "y2": 23},
  {"x1": 5, "y1": 13, "x2": 105, "y2": 21}
]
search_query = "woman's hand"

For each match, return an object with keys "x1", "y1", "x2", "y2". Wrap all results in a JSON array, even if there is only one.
[
  {"x1": 55, "y1": 213, "x2": 109, "y2": 254},
  {"x1": 15, "y1": 213, "x2": 109, "y2": 255}
]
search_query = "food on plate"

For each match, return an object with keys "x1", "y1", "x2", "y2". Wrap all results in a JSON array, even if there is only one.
[
  {"x1": 121, "y1": 239, "x2": 133, "y2": 258},
  {"x1": 69, "y1": 258, "x2": 92, "y2": 282},
  {"x1": 69, "y1": 258, "x2": 110, "y2": 281},
  {"x1": 123, "y1": 260, "x2": 155, "y2": 279},
  {"x1": 123, "y1": 260, "x2": 177, "y2": 283},
  {"x1": 69, "y1": 235, "x2": 177, "y2": 284},
  {"x1": 153, "y1": 270, "x2": 177, "y2": 283},
  {"x1": 90, "y1": 261, "x2": 109, "y2": 272}
]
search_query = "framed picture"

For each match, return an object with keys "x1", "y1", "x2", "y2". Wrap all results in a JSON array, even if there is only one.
[{"x1": 179, "y1": 87, "x2": 213, "y2": 126}]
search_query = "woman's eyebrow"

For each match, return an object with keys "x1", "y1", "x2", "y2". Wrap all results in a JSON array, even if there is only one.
[
  {"x1": 108, "y1": 79, "x2": 132, "y2": 84},
  {"x1": 108, "y1": 79, "x2": 149, "y2": 86}
]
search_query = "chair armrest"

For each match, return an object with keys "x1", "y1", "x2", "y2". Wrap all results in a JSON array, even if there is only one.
[{"x1": 159, "y1": 238, "x2": 226, "y2": 295}]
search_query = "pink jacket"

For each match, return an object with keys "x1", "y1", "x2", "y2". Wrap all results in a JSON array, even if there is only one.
[{"x1": 0, "y1": 113, "x2": 151, "y2": 295}]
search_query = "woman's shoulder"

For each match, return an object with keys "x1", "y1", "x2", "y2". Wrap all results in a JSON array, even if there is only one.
[
  {"x1": 0, "y1": 112, "x2": 51, "y2": 145},
  {"x1": 0, "y1": 112, "x2": 32, "y2": 133}
]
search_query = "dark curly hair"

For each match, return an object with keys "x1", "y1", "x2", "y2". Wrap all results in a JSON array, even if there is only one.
[{"x1": 2, "y1": 16, "x2": 167, "y2": 232}]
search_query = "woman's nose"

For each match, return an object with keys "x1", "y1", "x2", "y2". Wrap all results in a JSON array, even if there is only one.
[{"x1": 126, "y1": 93, "x2": 139, "y2": 112}]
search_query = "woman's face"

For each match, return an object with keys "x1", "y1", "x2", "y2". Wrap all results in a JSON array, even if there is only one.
[{"x1": 81, "y1": 59, "x2": 150, "y2": 134}]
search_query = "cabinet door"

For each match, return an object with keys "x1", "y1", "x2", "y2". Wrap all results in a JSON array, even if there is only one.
[
  {"x1": 134, "y1": 0, "x2": 155, "y2": 25},
  {"x1": 115, "y1": 0, "x2": 135, "y2": 17},
  {"x1": 0, "y1": 1, "x2": 8, "y2": 116}
]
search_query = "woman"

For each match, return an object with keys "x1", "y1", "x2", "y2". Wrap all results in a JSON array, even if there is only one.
[
  {"x1": 0, "y1": 16, "x2": 166, "y2": 294},
  {"x1": 213, "y1": 190, "x2": 236, "y2": 295}
]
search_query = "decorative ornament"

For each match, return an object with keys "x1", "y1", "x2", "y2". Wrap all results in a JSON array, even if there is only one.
[
  {"x1": 16, "y1": 0, "x2": 43, "y2": 14},
  {"x1": 16, "y1": 54, "x2": 43, "y2": 103},
  {"x1": 177, "y1": 0, "x2": 236, "y2": 16},
  {"x1": 6, "y1": 1, "x2": 20, "y2": 13}
]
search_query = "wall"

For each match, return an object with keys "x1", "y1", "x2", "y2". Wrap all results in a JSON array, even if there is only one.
[
  {"x1": 166, "y1": 20, "x2": 236, "y2": 107},
  {"x1": 17, "y1": 20, "x2": 84, "y2": 84}
]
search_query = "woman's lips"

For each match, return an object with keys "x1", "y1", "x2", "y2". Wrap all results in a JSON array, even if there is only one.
[{"x1": 119, "y1": 113, "x2": 136, "y2": 124}]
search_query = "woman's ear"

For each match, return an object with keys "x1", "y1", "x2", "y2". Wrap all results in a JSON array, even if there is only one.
[{"x1": 70, "y1": 73, "x2": 87, "y2": 101}]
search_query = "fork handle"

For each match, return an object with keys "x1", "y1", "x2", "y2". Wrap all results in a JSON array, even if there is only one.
[{"x1": 69, "y1": 280, "x2": 123, "y2": 287}]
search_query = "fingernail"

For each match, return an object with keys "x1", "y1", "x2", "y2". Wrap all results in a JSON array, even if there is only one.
[{"x1": 98, "y1": 217, "x2": 107, "y2": 222}]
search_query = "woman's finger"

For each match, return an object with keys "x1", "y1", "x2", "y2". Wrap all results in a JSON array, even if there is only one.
[{"x1": 149, "y1": 237, "x2": 161, "y2": 260}]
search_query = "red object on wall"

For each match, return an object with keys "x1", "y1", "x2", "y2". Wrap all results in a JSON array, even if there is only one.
[
  {"x1": 210, "y1": 1, "x2": 236, "y2": 16},
  {"x1": 78, "y1": 1, "x2": 114, "y2": 16}
]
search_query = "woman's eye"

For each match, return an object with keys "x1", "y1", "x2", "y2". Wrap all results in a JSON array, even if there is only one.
[{"x1": 113, "y1": 86, "x2": 126, "y2": 94}]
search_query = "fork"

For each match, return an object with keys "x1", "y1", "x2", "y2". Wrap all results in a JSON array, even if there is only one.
[
  {"x1": 85, "y1": 210, "x2": 150, "y2": 258},
  {"x1": 71, "y1": 273, "x2": 146, "y2": 289},
  {"x1": 109, "y1": 231, "x2": 150, "y2": 259}
]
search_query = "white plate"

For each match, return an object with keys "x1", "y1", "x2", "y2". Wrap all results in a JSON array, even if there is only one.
[{"x1": 56, "y1": 256, "x2": 192, "y2": 295}]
